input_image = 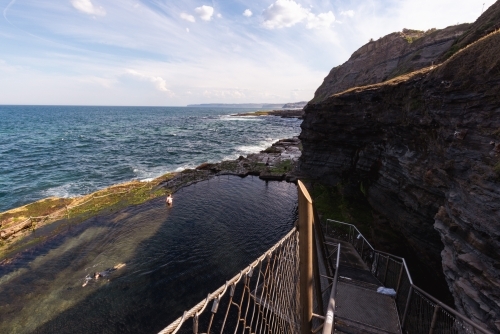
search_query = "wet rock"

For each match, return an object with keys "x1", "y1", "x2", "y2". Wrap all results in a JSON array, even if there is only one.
[{"x1": 259, "y1": 173, "x2": 285, "y2": 181}]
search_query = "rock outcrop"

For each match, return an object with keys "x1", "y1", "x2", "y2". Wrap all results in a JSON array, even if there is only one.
[
  {"x1": 310, "y1": 25, "x2": 469, "y2": 104},
  {"x1": 300, "y1": 26, "x2": 500, "y2": 331},
  {"x1": 440, "y1": 0, "x2": 500, "y2": 61}
]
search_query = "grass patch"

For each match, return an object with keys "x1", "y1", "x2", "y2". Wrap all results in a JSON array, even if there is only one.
[
  {"x1": 249, "y1": 162, "x2": 267, "y2": 172},
  {"x1": 269, "y1": 160, "x2": 292, "y2": 174},
  {"x1": 405, "y1": 36, "x2": 414, "y2": 44}
]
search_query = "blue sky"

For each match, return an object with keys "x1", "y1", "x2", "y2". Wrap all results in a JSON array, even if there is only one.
[{"x1": 0, "y1": 0, "x2": 495, "y2": 106}]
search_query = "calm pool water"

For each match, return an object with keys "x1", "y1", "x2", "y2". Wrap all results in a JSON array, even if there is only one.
[{"x1": 0, "y1": 176, "x2": 297, "y2": 333}]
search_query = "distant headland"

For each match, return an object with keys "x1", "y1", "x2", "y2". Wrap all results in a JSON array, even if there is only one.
[{"x1": 187, "y1": 101, "x2": 307, "y2": 109}]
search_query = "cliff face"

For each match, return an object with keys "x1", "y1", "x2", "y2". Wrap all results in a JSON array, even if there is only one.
[
  {"x1": 300, "y1": 29, "x2": 500, "y2": 330},
  {"x1": 311, "y1": 25, "x2": 469, "y2": 104}
]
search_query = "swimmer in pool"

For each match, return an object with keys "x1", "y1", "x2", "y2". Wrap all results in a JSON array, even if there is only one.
[
  {"x1": 82, "y1": 263, "x2": 126, "y2": 287},
  {"x1": 166, "y1": 194, "x2": 173, "y2": 206}
]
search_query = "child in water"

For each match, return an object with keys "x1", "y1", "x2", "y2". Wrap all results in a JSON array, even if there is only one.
[{"x1": 82, "y1": 263, "x2": 126, "y2": 287}]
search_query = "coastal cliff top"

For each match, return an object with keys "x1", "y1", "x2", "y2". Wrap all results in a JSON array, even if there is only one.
[
  {"x1": 310, "y1": 24, "x2": 469, "y2": 104},
  {"x1": 320, "y1": 28, "x2": 500, "y2": 102}
]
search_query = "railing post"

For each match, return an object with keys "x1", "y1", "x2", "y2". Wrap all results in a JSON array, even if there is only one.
[
  {"x1": 372, "y1": 252, "x2": 379, "y2": 275},
  {"x1": 322, "y1": 243, "x2": 340, "y2": 334},
  {"x1": 298, "y1": 180, "x2": 313, "y2": 334},
  {"x1": 395, "y1": 264, "x2": 404, "y2": 294},
  {"x1": 360, "y1": 238, "x2": 364, "y2": 261},
  {"x1": 312, "y1": 219, "x2": 325, "y2": 317},
  {"x1": 383, "y1": 257, "x2": 390, "y2": 285},
  {"x1": 401, "y1": 286, "x2": 413, "y2": 329},
  {"x1": 429, "y1": 305, "x2": 440, "y2": 334}
]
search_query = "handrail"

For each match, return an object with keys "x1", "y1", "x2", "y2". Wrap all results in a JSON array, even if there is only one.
[
  {"x1": 327, "y1": 219, "x2": 375, "y2": 251},
  {"x1": 322, "y1": 243, "x2": 340, "y2": 334},
  {"x1": 401, "y1": 258, "x2": 413, "y2": 286},
  {"x1": 325, "y1": 219, "x2": 492, "y2": 334},
  {"x1": 158, "y1": 227, "x2": 298, "y2": 334},
  {"x1": 411, "y1": 285, "x2": 490, "y2": 333}
]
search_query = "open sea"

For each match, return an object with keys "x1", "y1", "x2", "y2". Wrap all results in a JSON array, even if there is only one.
[{"x1": 0, "y1": 105, "x2": 301, "y2": 212}]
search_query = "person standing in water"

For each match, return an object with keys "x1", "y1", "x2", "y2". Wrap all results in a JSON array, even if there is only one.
[{"x1": 166, "y1": 194, "x2": 173, "y2": 206}]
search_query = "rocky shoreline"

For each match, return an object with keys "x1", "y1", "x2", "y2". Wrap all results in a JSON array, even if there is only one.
[
  {"x1": 0, "y1": 137, "x2": 301, "y2": 260},
  {"x1": 234, "y1": 109, "x2": 304, "y2": 119}
]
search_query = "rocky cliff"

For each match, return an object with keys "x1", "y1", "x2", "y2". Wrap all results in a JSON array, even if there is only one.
[
  {"x1": 441, "y1": 0, "x2": 500, "y2": 61},
  {"x1": 300, "y1": 6, "x2": 500, "y2": 331},
  {"x1": 310, "y1": 25, "x2": 469, "y2": 104},
  {"x1": 300, "y1": 2, "x2": 500, "y2": 331}
]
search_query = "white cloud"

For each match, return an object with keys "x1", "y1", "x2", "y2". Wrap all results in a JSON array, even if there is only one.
[
  {"x1": 217, "y1": 13, "x2": 222, "y2": 18},
  {"x1": 262, "y1": 0, "x2": 308, "y2": 29},
  {"x1": 243, "y1": 9, "x2": 253, "y2": 17},
  {"x1": 195, "y1": 5, "x2": 214, "y2": 21},
  {"x1": 71, "y1": 0, "x2": 106, "y2": 16},
  {"x1": 262, "y1": 0, "x2": 335, "y2": 29},
  {"x1": 186, "y1": 28, "x2": 190, "y2": 33},
  {"x1": 180, "y1": 13, "x2": 195, "y2": 23},
  {"x1": 306, "y1": 11, "x2": 335, "y2": 29},
  {"x1": 127, "y1": 69, "x2": 172, "y2": 94},
  {"x1": 340, "y1": 10, "x2": 354, "y2": 18}
]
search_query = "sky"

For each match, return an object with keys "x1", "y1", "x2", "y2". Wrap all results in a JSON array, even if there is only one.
[{"x1": 0, "y1": 0, "x2": 495, "y2": 106}]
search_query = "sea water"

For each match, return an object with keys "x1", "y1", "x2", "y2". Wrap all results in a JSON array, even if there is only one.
[{"x1": 0, "y1": 105, "x2": 301, "y2": 212}]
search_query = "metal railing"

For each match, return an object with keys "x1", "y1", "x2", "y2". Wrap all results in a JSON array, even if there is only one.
[
  {"x1": 324, "y1": 219, "x2": 492, "y2": 334},
  {"x1": 322, "y1": 243, "x2": 340, "y2": 334},
  {"x1": 157, "y1": 227, "x2": 300, "y2": 334}
]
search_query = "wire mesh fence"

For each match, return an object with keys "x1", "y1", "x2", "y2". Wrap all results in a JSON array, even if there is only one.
[
  {"x1": 323, "y1": 219, "x2": 492, "y2": 334},
  {"x1": 158, "y1": 227, "x2": 300, "y2": 334}
]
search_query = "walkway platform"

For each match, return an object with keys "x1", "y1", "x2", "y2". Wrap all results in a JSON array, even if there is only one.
[{"x1": 324, "y1": 237, "x2": 402, "y2": 334}]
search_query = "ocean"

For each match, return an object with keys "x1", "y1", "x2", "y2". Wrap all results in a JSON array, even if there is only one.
[{"x1": 0, "y1": 105, "x2": 301, "y2": 212}]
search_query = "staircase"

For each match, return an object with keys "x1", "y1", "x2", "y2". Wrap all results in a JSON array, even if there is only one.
[
  {"x1": 319, "y1": 219, "x2": 491, "y2": 334},
  {"x1": 320, "y1": 237, "x2": 401, "y2": 334}
]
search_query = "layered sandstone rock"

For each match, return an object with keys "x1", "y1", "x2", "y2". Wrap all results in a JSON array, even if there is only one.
[
  {"x1": 310, "y1": 25, "x2": 469, "y2": 104},
  {"x1": 300, "y1": 29, "x2": 500, "y2": 330}
]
